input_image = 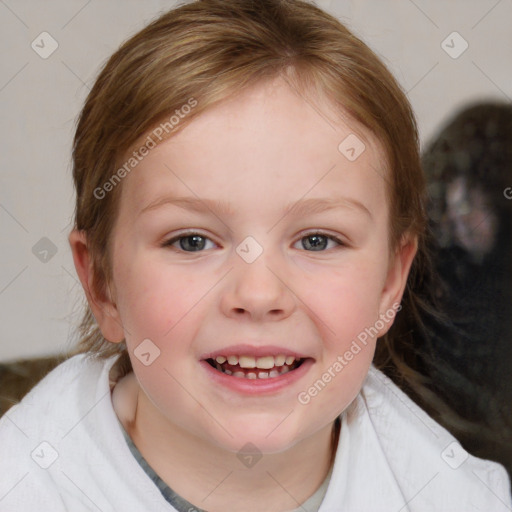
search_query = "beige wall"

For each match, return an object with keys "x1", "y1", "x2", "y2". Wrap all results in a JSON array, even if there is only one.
[{"x1": 1, "y1": 0, "x2": 510, "y2": 360}]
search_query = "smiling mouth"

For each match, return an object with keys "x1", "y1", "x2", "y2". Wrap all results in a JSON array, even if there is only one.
[{"x1": 205, "y1": 354, "x2": 306, "y2": 380}]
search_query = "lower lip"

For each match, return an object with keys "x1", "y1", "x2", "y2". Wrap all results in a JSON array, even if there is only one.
[{"x1": 199, "y1": 359, "x2": 314, "y2": 395}]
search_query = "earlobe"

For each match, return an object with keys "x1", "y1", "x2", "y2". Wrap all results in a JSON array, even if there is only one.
[
  {"x1": 68, "y1": 229, "x2": 125, "y2": 343},
  {"x1": 377, "y1": 235, "x2": 418, "y2": 335}
]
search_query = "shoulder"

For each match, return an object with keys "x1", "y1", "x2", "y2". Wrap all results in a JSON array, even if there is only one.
[
  {"x1": 0, "y1": 352, "x2": 113, "y2": 427},
  {"x1": 0, "y1": 353, "x2": 171, "y2": 511},
  {"x1": 0, "y1": 353, "x2": 115, "y2": 432},
  {"x1": 359, "y1": 365, "x2": 512, "y2": 510},
  {"x1": 0, "y1": 354, "x2": 119, "y2": 510}
]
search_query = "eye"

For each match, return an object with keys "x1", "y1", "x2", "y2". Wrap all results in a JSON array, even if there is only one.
[
  {"x1": 295, "y1": 232, "x2": 345, "y2": 251},
  {"x1": 162, "y1": 232, "x2": 216, "y2": 252},
  {"x1": 162, "y1": 231, "x2": 345, "y2": 253}
]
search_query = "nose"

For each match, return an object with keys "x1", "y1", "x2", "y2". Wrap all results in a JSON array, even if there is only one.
[{"x1": 220, "y1": 250, "x2": 296, "y2": 322}]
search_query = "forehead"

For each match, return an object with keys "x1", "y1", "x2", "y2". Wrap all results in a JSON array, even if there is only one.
[{"x1": 117, "y1": 77, "x2": 389, "y2": 220}]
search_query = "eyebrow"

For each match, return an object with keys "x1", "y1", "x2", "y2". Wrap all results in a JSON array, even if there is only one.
[{"x1": 139, "y1": 195, "x2": 372, "y2": 219}]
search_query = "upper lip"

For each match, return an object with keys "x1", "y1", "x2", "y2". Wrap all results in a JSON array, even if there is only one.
[{"x1": 200, "y1": 344, "x2": 312, "y2": 360}]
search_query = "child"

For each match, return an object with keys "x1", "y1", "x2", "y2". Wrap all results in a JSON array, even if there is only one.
[{"x1": 0, "y1": 1, "x2": 510, "y2": 510}]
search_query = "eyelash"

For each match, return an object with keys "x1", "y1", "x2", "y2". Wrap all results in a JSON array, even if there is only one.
[{"x1": 161, "y1": 230, "x2": 346, "y2": 253}]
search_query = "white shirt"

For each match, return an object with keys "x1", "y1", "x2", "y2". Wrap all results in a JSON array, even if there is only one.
[{"x1": 0, "y1": 353, "x2": 510, "y2": 511}]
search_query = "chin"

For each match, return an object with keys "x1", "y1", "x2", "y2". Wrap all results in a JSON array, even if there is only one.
[{"x1": 204, "y1": 416, "x2": 306, "y2": 456}]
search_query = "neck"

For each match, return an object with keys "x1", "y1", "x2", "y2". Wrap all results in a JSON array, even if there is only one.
[{"x1": 121, "y1": 381, "x2": 338, "y2": 512}]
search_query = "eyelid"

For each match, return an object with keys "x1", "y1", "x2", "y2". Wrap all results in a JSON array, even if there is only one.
[
  {"x1": 161, "y1": 230, "x2": 218, "y2": 250},
  {"x1": 295, "y1": 230, "x2": 347, "y2": 249},
  {"x1": 161, "y1": 229, "x2": 348, "y2": 252}
]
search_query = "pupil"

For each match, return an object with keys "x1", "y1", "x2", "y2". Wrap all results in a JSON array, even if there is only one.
[
  {"x1": 304, "y1": 234, "x2": 327, "y2": 251},
  {"x1": 181, "y1": 235, "x2": 205, "y2": 251}
]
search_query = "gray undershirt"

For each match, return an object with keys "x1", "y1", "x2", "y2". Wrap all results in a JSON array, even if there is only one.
[{"x1": 117, "y1": 419, "x2": 332, "y2": 512}]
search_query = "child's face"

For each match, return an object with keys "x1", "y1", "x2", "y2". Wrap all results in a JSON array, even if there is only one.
[{"x1": 98, "y1": 78, "x2": 414, "y2": 453}]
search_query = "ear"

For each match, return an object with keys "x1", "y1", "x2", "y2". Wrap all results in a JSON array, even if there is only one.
[
  {"x1": 68, "y1": 229, "x2": 125, "y2": 343},
  {"x1": 377, "y1": 234, "x2": 418, "y2": 336}
]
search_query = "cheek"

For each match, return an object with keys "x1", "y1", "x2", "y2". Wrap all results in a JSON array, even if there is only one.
[
  {"x1": 114, "y1": 256, "x2": 210, "y2": 342},
  {"x1": 115, "y1": 262, "x2": 207, "y2": 405},
  {"x1": 295, "y1": 258, "x2": 386, "y2": 349},
  {"x1": 295, "y1": 271, "x2": 381, "y2": 419}
]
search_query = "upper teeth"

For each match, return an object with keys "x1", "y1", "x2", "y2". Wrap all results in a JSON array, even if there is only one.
[{"x1": 215, "y1": 354, "x2": 297, "y2": 368}]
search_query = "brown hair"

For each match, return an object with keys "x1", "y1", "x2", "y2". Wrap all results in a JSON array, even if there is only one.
[{"x1": 70, "y1": 0, "x2": 434, "y2": 403}]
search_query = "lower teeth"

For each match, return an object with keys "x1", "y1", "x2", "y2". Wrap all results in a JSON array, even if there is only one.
[{"x1": 212, "y1": 360, "x2": 299, "y2": 379}]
